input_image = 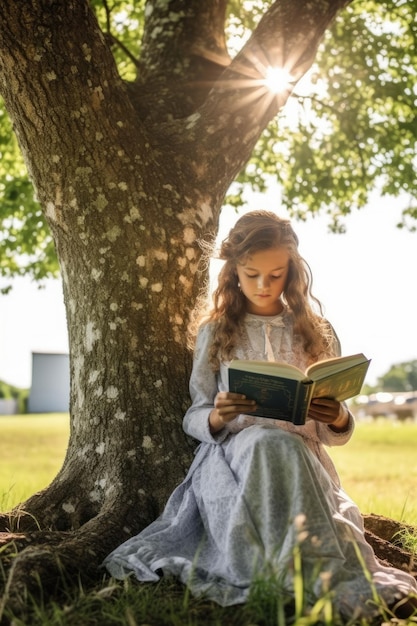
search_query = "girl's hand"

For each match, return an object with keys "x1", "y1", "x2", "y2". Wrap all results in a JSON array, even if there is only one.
[
  {"x1": 209, "y1": 392, "x2": 257, "y2": 434},
  {"x1": 308, "y1": 398, "x2": 350, "y2": 432}
]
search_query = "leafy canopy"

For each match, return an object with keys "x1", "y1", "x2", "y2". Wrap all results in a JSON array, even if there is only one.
[{"x1": 0, "y1": 0, "x2": 415, "y2": 282}]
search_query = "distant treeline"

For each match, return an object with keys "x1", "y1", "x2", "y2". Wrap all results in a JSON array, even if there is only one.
[{"x1": 0, "y1": 380, "x2": 29, "y2": 413}]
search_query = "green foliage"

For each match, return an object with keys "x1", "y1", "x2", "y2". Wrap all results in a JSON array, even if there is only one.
[
  {"x1": 0, "y1": 0, "x2": 416, "y2": 279},
  {"x1": 0, "y1": 379, "x2": 28, "y2": 412},
  {"x1": 395, "y1": 525, "x2": 417, "y2": 555},
  {"x1": 88, "y1": 0, "x2": 145, "y2": 81},
  {"x1": 232, "y1": 1, "x2": 417, "y2": 230},
  {"x1": 0, "y1": 105, "x2": 59, "y2": 287},
  {"x1": 377, "y1": 359, "x2": 417, "y2": 392}
]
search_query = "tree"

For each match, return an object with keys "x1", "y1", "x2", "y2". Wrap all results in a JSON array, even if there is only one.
[
  {"x1": 378, "y1": 360, "x2": 417, "y2": 392},
  {"x1": 0, "y1": 0, "x2": 415, "y2": 609},
  {"x1": 1, "y1": 0, "x2": 416, "y2": 284}
]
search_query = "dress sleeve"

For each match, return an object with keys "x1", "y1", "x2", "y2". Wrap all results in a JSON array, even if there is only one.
[
  {"x1": 316, "y1": 410, "x2": 355, "y2": 447},
  {"x1": 315, "y1": 320, "x2": 355, "y2": 446},
  {"x1": 182, "y1": 323, "x2": 229, "y2": 444}
]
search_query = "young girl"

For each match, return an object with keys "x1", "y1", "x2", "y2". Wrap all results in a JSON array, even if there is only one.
[{"x1": 104, "y1": 211, "x2": 417, "y2": 620}]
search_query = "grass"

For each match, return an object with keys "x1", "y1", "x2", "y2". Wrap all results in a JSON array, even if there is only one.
[
  {"x1": 0, "y1": 576, "x2": 349, "y2": 626},
  {"x1": 2, "y1": 550, "x2": 414, "y2": 626},
  {"x1": 1, "y1": 414, "x2": 417, "y2": 625},
  {"x1": 328, "y1": 418, "x2": 417, "y2": 526},
  {"x1": 0, "y1": 413, "x2": 70, "y2": 510}
]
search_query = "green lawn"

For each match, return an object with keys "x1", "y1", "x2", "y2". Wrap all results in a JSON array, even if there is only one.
[
  {"x1": 328, "y1": 418, "x2": 417, "y2": 526},
  {"x1": 1, "y1": 414, "x2": 417, "y2": 526},
  {"x1": 0, "y1": 413, "x2": 70, "y2": 510}
]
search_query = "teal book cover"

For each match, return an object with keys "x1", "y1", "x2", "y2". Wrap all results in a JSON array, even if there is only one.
[{"x1": 228, "y1": 368, "x2": 311, "y2": 425}]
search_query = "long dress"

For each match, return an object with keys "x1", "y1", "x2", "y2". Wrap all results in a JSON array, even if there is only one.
[{"x1": 103, "y1": 309, "x2": 417, "y2": 619}]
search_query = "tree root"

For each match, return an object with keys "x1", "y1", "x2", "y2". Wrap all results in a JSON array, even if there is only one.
[
  {"x1": 363, "y1": 513, "x2": 416, "y2": 577},
  {"x1": 1, "y1": 540, "x2": 75, "y2": 621},
  {"x1": 0, "y1": 523, "x2": 111, "y2": 621},
  {"x1": 0, "y1": 482, "x2": 103, "y2": 534}
]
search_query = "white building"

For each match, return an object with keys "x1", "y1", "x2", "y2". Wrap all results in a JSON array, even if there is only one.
[
  {"x1": 0, "y1": 398, "x2": 18, "y2": 415},
  {"x1": 28, "y1": 352, "x2": 70, "y2": 413}
]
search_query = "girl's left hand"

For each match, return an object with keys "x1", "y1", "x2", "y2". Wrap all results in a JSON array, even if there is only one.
[{"x1": 308, "y1": 398, "x2": 349, "y2": 432}]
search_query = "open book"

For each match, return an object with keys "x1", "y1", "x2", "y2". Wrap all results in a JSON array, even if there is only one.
[{"x1": 228, "y1": 353, "x2": 370, "y2": 425}]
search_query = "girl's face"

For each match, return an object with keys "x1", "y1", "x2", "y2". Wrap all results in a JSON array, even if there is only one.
[{"x1": 236, "y1": 247, "x2": 290, "y2": 316}]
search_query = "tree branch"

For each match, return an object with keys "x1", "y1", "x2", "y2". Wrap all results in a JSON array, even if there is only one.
[
  {"x1": 127, "y1": 0, "x2": 231, "y2": 119},
  {"x1": 138, "y1": 0, "x2": 230, "y2": 81},
  {"x1": 186, "y1": 0, "x2": 354, "y2": 195}
]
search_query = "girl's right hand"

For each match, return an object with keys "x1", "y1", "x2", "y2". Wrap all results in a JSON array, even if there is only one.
[{"x1": 209, "y1": 392, "x2": 257, "y2": 433}]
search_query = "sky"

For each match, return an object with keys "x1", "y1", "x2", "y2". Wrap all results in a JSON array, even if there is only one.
[{"x1": 0, "y1": 188, "x2": 416, "y2": 389}]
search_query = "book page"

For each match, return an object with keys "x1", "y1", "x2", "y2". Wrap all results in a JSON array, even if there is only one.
[
  {"x1": 229, "y1": 359, "x2": 305, "y2": 381},
  {"x1": 311, "y1": 361, "x2": 370, "y2": 402},
  {"x1": 306, "y1": 353, "x2": 368, "y2": 380}
]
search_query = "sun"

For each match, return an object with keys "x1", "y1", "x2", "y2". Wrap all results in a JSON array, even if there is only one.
[{"x1": 263, "y1": 66, "x2": 294, "y2": 94}]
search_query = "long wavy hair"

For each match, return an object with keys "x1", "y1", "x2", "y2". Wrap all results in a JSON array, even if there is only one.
[{"x1": 193, "y1": 210, "x2": 334, "y2": 371}]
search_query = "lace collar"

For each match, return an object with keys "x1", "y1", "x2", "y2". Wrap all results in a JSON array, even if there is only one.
[
  {"x1": 244, "y1": 307, "x2": 288, "y2": 328},
  {"x1": 244, "y1": 308, "x2": 289, "y2": 361}
]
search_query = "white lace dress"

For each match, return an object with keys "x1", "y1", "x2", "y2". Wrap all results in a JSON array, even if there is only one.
[{"x1": 104, "y1": 310, "x2": 417, "y2": 619}]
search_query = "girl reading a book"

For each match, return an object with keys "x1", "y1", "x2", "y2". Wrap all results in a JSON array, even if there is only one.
[{"x1": 104, "y1": 211, "x2": 417, "y2": 620}]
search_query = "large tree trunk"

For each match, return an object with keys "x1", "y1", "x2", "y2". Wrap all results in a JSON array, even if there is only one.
[{"x1": 2, "y1": 0, "x2": 410, "y2": 614}]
